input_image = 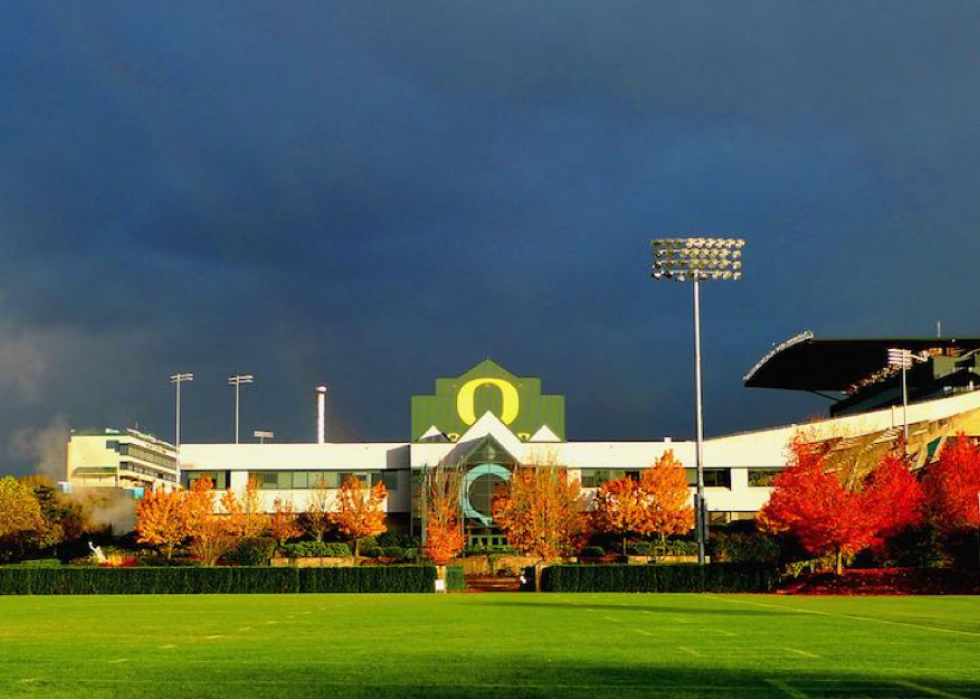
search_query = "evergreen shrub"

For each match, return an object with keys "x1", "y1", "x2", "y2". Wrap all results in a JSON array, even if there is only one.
[
  {"x1": 0, "y1": 566, "x2": 439, "y2": 595},
  {"x1": 540, "y1": 564, "x2": 778, "y2": 593}
]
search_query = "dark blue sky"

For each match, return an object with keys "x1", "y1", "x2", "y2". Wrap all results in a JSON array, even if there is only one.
[{"x1": 2, "y1": 2, "x2": 980, "y2": 473}]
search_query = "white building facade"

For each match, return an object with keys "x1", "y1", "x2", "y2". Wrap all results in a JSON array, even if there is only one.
[{"x1": 175, "y1": 357, "x2": 980, "y2": 545}]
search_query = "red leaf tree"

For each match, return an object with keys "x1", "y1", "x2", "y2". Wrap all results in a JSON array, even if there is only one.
[
  {"x1": 923, "y1": 435, "x2": 980, "y2": 534},
  {"x1": 863, "y1": 454, "x2": 925, "y2": 548},
  {"x1": 760, "y1": 438, "x2": 874, "y2": 574}
]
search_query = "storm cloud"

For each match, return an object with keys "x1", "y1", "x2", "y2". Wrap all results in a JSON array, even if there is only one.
[{"x1": 2, "y1": 2, "x2": 979, "y2": 474}]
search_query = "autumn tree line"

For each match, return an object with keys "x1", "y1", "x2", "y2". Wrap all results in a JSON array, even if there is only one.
[
  {"x1": 136, "y1": 476, "x2": 389, "y2": 565},
  {"x1": 5, "y1": 434, "x2": 979, "y2": 574}
]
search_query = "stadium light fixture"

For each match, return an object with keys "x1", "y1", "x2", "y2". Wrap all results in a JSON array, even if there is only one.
[
  {"x1": 651, "y1": 237, "x2": 746, "y2": 566},
  {"x1": 169, "y1": 373, "x2": 194, "y2": 470},
  {"x1": 253, "y1": 430, "x2": 274, "y2": 444},
  {"x1": 887, "y1": 348, "x2": 926, "y2": 458},
  {"x1": 228, "y1": 374, "x2": 255, "y2": 444}
]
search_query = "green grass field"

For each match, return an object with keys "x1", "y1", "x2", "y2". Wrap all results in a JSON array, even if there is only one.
[{"x1": 1, "y1": 593, "x2": 979, "y2": 699}]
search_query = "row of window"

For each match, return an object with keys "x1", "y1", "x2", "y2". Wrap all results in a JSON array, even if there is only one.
[
  {"x1": 180, "y1": 468, "x2": 781, "y2": 492},
  {"x1": 107, "y1": 440, "x2": 177, "y2": 471},
  {"x1": 120, "y1": 461, "x2": 178, "y2": 483},
  {"x1": 578, "y1": 468, "x2": 781, "y2": 489},
  {"x1": 181, "y1": 470, "x2": 400, "y2": 491},
  {"x1": 249, "y1": 470, "x2": 399, "y2": 491}
]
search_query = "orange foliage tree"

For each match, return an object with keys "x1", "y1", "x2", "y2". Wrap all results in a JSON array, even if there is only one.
[
  {"x1": 330, "y1": 477, "x2": 387, "y2": 556},
  {"x1": 592, "y1": 477, "x2": 650, "y2": 554},
  {"x1": 423, "y1": 465, "x2": 465, "y2": 566},
  {"x1": 222, "y1": 478, "x2": 269, "y2": 540},
  {"x1": 135, "y1": 488, "x2": 187, "y2": 559},
  {"x1": 641, "y1": 451, "x2": 695, "y2": 543},
  {"x1": 269, "y1": 498, "x2": 303, "y2": 547},
  {"x1": 183, "y1": 477, "x2": 235, "y2": 566},
  {"x1": 492, "y1": 455, "x2": 588, "y2": 561},
  {"x1": 302, "y1": 475, "x2": 333, "y2": 542}
]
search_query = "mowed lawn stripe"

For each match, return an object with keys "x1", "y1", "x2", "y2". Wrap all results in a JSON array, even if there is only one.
[{"x1": 0, "y1": 594, "x2": 978, "y2": 699}]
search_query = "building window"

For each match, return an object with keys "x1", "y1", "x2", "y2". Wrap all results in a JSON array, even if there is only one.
[
  {"x1": 183, "y1": 471, "x2": 229, "y2": 490},
  {"x1": 580, "y1": 469, "x2": 627, "y2": 488},
  {"x1": 747, "y1": 468, "x2": 781, "y2": 488},
  {"x1": 245, "y1": 470, "x2": 399, "y2": 490},
  {"x1": 376, "y1": 472, "x2": 399, "y2": 491},
  {"x1": 685, "y1": 468, "x2": 731, "y2": 488}
]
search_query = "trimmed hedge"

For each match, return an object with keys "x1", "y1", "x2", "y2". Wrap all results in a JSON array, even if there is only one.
[
  {"x1": 280, "y1": 541, "x2": 352, "y2": 558},
  {"x1": 0, "y1": 566, "x2": 438, "y2": 595},
  {"x1": 539, "y1": 564, "x2": 778, "y2": 593},
  {"x1": 445, "y1": 566, "x2": 465, "y2": 591}
]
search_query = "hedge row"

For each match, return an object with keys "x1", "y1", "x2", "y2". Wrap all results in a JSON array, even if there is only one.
[
  {"x1": 0, "y1": 566, "x2": 438, "y2": 595},
  {"x1": 539, "y1": 563, "x2": 778, "y2": 593},
  {"x1": 445, "y1": 565, "x2": 465, "y2": 591}
]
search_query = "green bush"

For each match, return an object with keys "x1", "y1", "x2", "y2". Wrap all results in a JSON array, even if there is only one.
[
  {"x1": 380, "y1": 547, "x2": 405, "y2": 558},
  {"x1": 539, "y1": 564, "x2": 778, "y2": 593},
  {"x1": 7, "y1": 559, "x2": 62, "y2": 568},
  {"x1": 580, "y1": 546, "x2": 606, "y2": 558},
  {"x1": 709, "y1": 532, "x2": 780, "y2": 564},
  {"x1": 377, "y1": 533, "x2": 421, "y2": 549},
  {"x1": 231, "y1": 538, "x2": 277, "y2": 567},
  {"x1": 358, "y1": 536, "x2": 379, "y2": 555},
  {"x1": 629, "y1": 542, "x2": 656, "y2": 556},
  {"x1": 662, "y1": 539, "x2": 699, "y2": 556},
  {"x1": 280, "y1": 541, "x2": 351, "y2": 558},
  {"x1": 445, "y1": 565, "x2": 465, "y2": 591},
  {"x1": 0, "y1": 566, "x2": 440, "y2": 595}
]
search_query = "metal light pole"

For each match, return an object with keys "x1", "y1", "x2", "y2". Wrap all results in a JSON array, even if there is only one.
[
  {"x1": 651, "y1": 237, "x2": 745, "y2": 565},
  {"x1": 170, "y1": 373, "x2": 193, "y2": 471},
  {"x1": 887, "y1": 348, "x2": 914, "y2": 458},
  {"x1": 228, "y1": 374, "x2": 254, "y2": 444}
]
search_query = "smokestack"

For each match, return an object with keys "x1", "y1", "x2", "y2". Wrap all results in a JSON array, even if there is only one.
[{"x1": 316, "y1": 386, "x2": 327, "y2": 444}]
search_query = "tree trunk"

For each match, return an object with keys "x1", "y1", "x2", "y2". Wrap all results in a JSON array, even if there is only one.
[
  {"x1": 836, "y1": 547, "x2": 843, "y2": 576},
  {"x1": 623, "y1": 535, "x2": 628, "y2": 556},
  {"x1": 354, "y1": 538, "x2": 360, "y2": 557}
]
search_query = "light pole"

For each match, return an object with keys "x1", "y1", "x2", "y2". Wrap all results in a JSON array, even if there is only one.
[
  {"x1": 887, "y1": 348, "x2": 913, "y2": 456},
  {"x1": 651, "y1": 237, "x2": 745, "y2": 565},
  {"x1": 170, "y1": 373, "x2": 193, "y2": 472},
  {"x1": 228, "y1": 374, "x2": 254, "y2": 444}
]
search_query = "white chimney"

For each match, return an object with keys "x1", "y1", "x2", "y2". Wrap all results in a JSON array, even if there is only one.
[{"x1": 316, "y1": 386, "x2": 327, "y2": 444}]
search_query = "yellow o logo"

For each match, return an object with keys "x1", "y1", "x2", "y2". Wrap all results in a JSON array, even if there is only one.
[{"x1": 456, "y1": 378, "x2": 520, "y2": 426}]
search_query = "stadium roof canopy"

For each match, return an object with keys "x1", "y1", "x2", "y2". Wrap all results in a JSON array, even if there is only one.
[{"x1": 743, "y1": 331, "x2": 980, "y2": 392}]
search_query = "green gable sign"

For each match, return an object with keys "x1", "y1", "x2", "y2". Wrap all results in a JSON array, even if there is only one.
[{"x1": 411, "y1": 359, "x2": 565, "y2": 443}]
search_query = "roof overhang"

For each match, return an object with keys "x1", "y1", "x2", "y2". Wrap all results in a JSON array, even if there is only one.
[{"x1": 744, "y1": 331, "x2": 980, "y2": 392}]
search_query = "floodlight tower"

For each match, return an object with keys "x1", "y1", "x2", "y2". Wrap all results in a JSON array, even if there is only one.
[
  {"x1": 170, "y1": 372, "x2": 194, "y2": 470},
  {"x1": 887, "y1": 348, "x2": 926, "y2": 458},
  {"x1": 651, "y1": 237, "x2": 745, "y2": 565},
  {"x1": 228, "y1": 374, "x2": 254, "y2": 444}
]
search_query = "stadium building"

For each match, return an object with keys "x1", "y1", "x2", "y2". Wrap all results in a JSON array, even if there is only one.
[{"x1": 66, "y1": 334, "x2": 980, "y2": 544}]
